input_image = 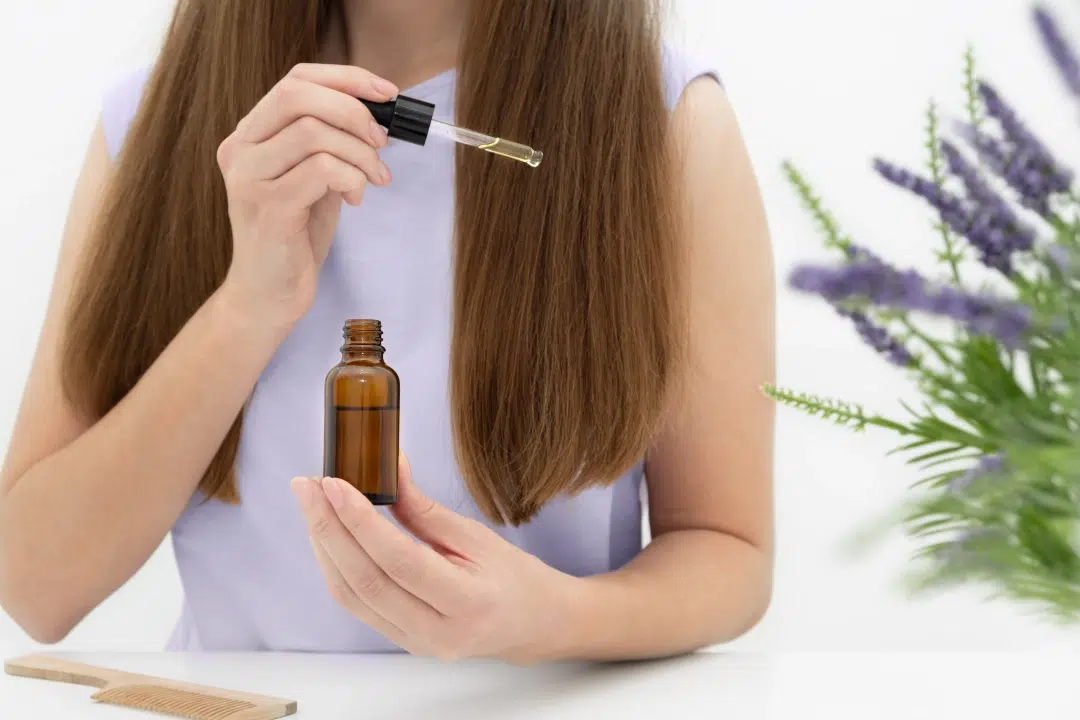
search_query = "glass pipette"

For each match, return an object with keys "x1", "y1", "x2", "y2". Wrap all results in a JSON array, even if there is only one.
[{"x1": 360, "y1": 94, "x2": 544, "y2": 169}]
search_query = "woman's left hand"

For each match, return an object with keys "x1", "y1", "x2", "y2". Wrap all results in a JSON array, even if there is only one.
[{"x1": 290, "y1": 454, "x2": 580, "y2": 664}]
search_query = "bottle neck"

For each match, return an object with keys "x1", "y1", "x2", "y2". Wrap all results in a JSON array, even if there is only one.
[
  {"x1": 342, "y1": 346, "x2": 385, "y2": 363},
  {"x1": 341, "y1": 319, "x2": 385, "y2": 363}
]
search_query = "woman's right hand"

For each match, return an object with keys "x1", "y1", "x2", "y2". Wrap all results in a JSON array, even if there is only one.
[{"x1": 215, "y1": 64, "x2": 399, "y2": 329}]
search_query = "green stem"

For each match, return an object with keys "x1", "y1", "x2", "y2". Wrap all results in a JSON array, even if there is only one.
[
  {"x1": 1051, "y1": 212, "x2": 1074, "y2": 239},
  {"x1": 902, "y1": 318, "x2": 955, "y2": 369},
  {"x1": 963, "y1": 46, "x2": 983, "y2": 133},
  {"x1": 926, "y1": 102, "x2": 962, "y2": 284},
  {"x1": 1030, "y1": 356, "x2": 1044, "y2": 398},
  {"x1": 781, "y1": 161, "x2": 853, "y2": 255},
  {"x1": 869, "y1": 416, "x2": 918, "y2": 434},
  {"x1": 762, "y1": 384, "x2": 914, "y2": 435}
]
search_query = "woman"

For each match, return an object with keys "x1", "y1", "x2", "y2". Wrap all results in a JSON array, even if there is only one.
[{"x1": 0, "y1": 0, "x2": 775, "y2": 663}]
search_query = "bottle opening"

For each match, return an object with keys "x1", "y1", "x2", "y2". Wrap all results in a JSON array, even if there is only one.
[{"x1": 343, "y1": 319, "x2": 383, "y2": 347}]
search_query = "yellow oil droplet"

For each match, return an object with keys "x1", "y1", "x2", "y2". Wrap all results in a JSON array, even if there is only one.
[{"x1": 479, "y1": 138, "x2": 544, "y2": 168}]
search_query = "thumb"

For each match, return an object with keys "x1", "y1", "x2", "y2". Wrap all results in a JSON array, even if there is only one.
[{"x1": 391, "y1": 450, "x2": 486, "y2": 556}]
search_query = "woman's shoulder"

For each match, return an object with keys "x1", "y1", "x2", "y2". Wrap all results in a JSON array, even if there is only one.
[
  {"x1": 660, "y1": 41, "x2": 722, "y2": 111},
  {"x1": 101, "y1": 67, "x2": 152, "y2": 159}
]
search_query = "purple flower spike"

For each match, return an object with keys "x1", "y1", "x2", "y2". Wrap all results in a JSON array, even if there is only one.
[
  {"x1": 976, "y1": 82, "x2": 1074, "y2": 214},
  {"x1": 941, "y1": 141, "x2": 1002, "y2": 210},
  {"x1": 928, "y1": 287, "x2": 1033, "y2": 348},
  {"x1": 834, "y1": 307, "x2": 914, "y2": 367},
  {"x1": 1035, "y1": 7, "x2": 1080, "y2": 99},
  {"x1": 874, "y1": 159, "x2": 971, "y2": 233},
  {"x1": 790, "y1": 260, "x2": 927, "y2": 307},
  {"x1": 948, "y1": 454, "x2": 1004, "y2": 495},
  {"x1": 978, "y1": 83, "x2": 1058, "y2": 171},
  {"x1": 959, "y1": 125, "x2": 1050, "y2": 217},
  {"x1": 790, "y1": 261, "x2": 1033, "y2": 348},
  {"x1": 876, "y1": 152, "x2": 1033, "y2": 274},
  {"x1": 941, "y1": 142, "x2": 1033, "y2": 247},
  {"x1": 939, "y1": 141, "x2": 1036, "y2": 271}
]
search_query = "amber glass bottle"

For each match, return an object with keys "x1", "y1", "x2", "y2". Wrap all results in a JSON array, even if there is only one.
[{"x1": 324, "y1": 319, "x2": 400, "y2": 504}]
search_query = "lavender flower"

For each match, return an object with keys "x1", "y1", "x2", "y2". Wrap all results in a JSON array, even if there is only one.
[
  {"x1": 925, "y1": 286, "x2": 1032, "y2": 348},
  {"x1": 790, "y1": 259, "x2": 926, "y2": 306},
  {"x1": 941, "y1": 141, "x2": 1036, "y2": 272},
  {"x1": 956, "y1": 122, "x2": 1010, "y2": 173},
  {"x1": 941, "y1": 140, "x2": 1034, "y2": 252},
  {"x1": 978, "y1": 82, "x2": 1063, "y2": 179},
  {"x1": 789, "y1": 260, "x2": 1033, "y2": 347},
  {"x1": 975, "y1": 82, "x2": 1074, "y2": 214},
  {"x1": 834, "y1": 307, "x2": 914, "y2": 366},
  {"x1": 958, "y1": 123, "x2": 1054, "y2": 217},
  {"x1": 948, "y1": 454, "x2": 1004, "y2": 495},
  {"x1": 1035, "y1": 6, "x2": 1080, "y2": 99},
  {"x1": 875, "y1": 155, "x2": 1031, "y2": 273},
  {"x1": 874, "y1": 159, "x2": 970, "y2": 232},
  {"x1": 940, "y1": 141, "x2": 1004, "y2": 213}
]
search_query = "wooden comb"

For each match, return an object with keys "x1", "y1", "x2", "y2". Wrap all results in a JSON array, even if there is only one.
[{"x1": 5, "y1": 654, "x2": 297, "y2": 719}]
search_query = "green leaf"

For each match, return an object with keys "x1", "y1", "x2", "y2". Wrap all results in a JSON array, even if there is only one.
[{"x1": 907, "y1": 443, "x2": 971, "y2": 467}]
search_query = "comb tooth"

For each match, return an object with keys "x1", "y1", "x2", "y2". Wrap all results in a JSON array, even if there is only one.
[
  {"x1": 94, "y1": 684, "x2": 256, "y2": 720},
  {"x1": 211, "y1": 699, "x2": 239, "y2": 719},
  {"x1": 210, "y1": 702, "x2": 238, "y2": 720}
]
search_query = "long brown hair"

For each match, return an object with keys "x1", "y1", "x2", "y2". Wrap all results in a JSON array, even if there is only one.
[{"x1": 63, "y1": 0, "x2": 686, "y2": 525}]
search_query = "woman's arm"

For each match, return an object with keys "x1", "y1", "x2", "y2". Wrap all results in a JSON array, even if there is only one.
[
  {"x1": 557, "y1": 77, "x2": 776, "y2": 660},
  {"x1": 0, "y1": 122, "x2": 290, "y2": 643},
  {"x1": 1, "y1": 62, "x2": 396, "y2": 643}
]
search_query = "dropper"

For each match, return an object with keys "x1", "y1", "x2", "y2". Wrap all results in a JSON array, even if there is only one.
[{"x1": 360, "y1": 94, "x2": 544, "y2": 168}]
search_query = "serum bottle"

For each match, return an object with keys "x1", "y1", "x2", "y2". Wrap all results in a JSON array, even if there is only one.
[{"x1": 324, "y1": 319, "x2": 400, "y2": 504}]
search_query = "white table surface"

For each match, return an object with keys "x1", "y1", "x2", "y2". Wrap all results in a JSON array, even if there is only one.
[{"x1": 2, "y1": 650, "x2": 1076, "y2": 719}]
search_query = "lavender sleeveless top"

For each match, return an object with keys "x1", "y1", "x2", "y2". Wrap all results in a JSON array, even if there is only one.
[{"x1": 101, "y1": 47, "x2": 719, "y2": 652}]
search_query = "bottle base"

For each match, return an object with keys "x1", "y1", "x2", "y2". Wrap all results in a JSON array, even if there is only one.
[{"x1": 364, "y1": 493, "x2": 397, "y2": 505}]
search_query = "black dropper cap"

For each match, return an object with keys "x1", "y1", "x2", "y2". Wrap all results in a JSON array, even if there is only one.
[{"x1": 360, "y1": 94, "x2": 436, "y2": 146}]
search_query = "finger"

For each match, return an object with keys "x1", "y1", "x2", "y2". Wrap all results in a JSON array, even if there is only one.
[
  {"x1": 342, "y1": 187, "x2": 366, "y2": 207},
  {"x1": 237, "y1": 76, "x2": 388, "y2": 147},
  {"x1": 293, "y1": 476, "x2": 444, "y2": 636},
  {"x1": 287, "y1": 62, "x2": 398, "y2": 102},
  {"x1": 391, "y1": 452, "x2": 493, "y2": 561},
  {"x1": 323, "y1": 476, "x2": 472, "y2": 615},
  {"x1": 269, "y1": 152, "x2": 366, "y2": 209},
  {"x1": 305, "y1": 531, "x2": 410, "y2": 649},
  {"x1": 246, "y1": 116, "x2": 391, "y2": 186}
]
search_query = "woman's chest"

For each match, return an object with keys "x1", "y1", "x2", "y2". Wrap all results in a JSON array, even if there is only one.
[
  {"x1": 214, "y1": 140, "x2": 463, "y2": 508},
  {"x1": 170, "y1": 142, "x2": 645, "y2": 578}
]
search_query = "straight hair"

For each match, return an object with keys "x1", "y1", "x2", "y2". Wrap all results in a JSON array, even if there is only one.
[{"x1": 62, "y1": 0, "x2": 687, "y2": 525}]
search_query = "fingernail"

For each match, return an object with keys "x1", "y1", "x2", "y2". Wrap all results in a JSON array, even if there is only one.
[
  {"x1": 322, "y1": 476, "x2": 344, "y2": 509},
  {"x1": 291, "y1": 477, "x2": 313, "y2": 510},
  {"x1": 379, "y1": 162, "x2": 392, "y2": 185},
  {"x1": 374, "y1": 78, "x2": 398, "y2": 97},
  {"x1": 370, "y1": 120, "x2": 388, "y2": 147}
]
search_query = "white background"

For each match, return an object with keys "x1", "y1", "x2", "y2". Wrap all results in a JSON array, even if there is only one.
[{"x1": 1, "y1": 0, "x2": 1079, "y2": 656}]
